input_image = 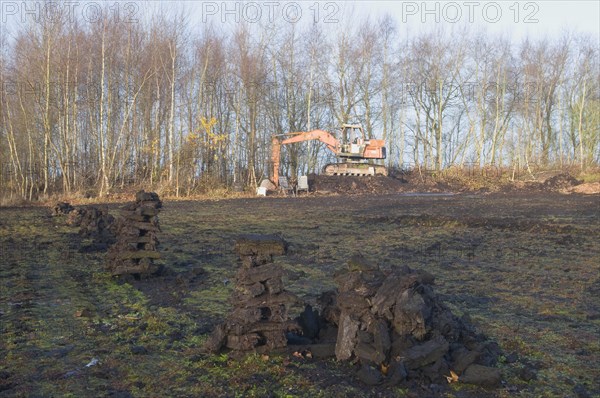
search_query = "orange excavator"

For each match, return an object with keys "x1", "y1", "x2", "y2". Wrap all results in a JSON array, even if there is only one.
[{"x1": 271, "y1": 124, "x2": 387, "y2": 187}]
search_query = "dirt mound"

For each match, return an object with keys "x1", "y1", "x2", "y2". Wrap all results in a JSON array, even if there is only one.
[
  {"x1": 308, "y1": 174, "x2": 408, "y2": 195},
  {"x1": 304, "y1": 170, "x2": 594, "y2": 195},
  {"x1": 293, "y1": 254, "x2": 501, "y2": 388},
  {"x1": 542, "y1": 173, "x2": 582, "y2": 191},
  {"x1": 566, "y1": 182, "x2": 600, "y2": 195}
]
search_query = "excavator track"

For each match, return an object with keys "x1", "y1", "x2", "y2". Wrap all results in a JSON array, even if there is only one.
[{"x1": 323, "y1": 163, "x2": 388, "y2": 177}]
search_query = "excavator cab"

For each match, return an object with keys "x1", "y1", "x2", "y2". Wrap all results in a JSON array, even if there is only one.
[
  {"x1": 342, "y1": 124, "x2": 364, "y2": 145},
  {"x1": 339, "y1": 124, "x2": 364, "y2": 158},
  {"x1": 338, "y1": 124, "x2": 385, "y2": 160}
]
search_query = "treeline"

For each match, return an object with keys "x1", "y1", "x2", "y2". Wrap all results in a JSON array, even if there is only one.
[{"x1": 1, "y1": 4, "x2": 598, "y2": 199}]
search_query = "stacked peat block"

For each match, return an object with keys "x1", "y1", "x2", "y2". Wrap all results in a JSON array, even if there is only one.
[
  {"x1": 106, "y1": 191, "x2": 162, "y2": 277},
  {"x1": 66, "y1": 207, "x2": 86, "y2": 227},
  {"x1": 52, "y1": 202, "x2": 74, "y2": 216},
  {"x1": 204, "y1": 235, "x2": 300, "y2": 353},
  {"x1": 77, "y1": 206, "x2": 116, "y2": 244},
  {"x1": 62, "y1": 205, "x2": 116, "y2": 246},
  {"x1": 324, "y1": 254, "x2": 500, "y2": 387}
]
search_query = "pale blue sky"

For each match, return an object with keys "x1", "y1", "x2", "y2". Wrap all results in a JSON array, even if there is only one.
[
  {"x1": 1, "y1": 1, "x2": 598, "y2": 43},
  {"x1": 183, "y1": 0, "x2": 600, "y2": 41},
  {"x1": 346, "y1": 0, "x2": 600, "y2": 40}
]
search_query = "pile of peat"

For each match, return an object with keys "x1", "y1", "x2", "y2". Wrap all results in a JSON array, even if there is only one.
[
  {"x1": 206, "y1": 248, "x2": 501, "y2": 389},
  {"x1": 292, "y1": 254, "x2": 502, "y2": 388},
  {"x1": 204, "y1": 235, "x2": 300, "y2": 353},
  {"x1": 75, "y1": 206, "x2": 116, "y2": 245},
  {"x1": 52, "y1": 201, "x2": 74, "y2": 216},
  {"x1": 53, "y1": 203, "x2": 116, "y2": 249},
  {"x1": 106, "y1": 191, "x2": 163, "y2": 277}
]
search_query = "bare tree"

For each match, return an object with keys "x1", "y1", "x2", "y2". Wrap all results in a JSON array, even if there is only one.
[
  {"x1": 407, "y1": 29, "x2": 466, "y2": 170},
  {"x1": 1, "y1": 8, "x2": 598, "y2": 201}
]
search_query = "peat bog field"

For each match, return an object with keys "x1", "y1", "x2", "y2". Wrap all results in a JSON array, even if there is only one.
[{"x1": 1, "y1": 192, "x2": 599, "y2": 397}]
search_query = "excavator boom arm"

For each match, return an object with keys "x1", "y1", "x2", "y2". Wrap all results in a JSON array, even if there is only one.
[
  {"x1": 279, "y1": 129, "x2": 338, "y2": 153},
  {"x1": 272, "y1": 130, "x2": 339, "y2": 186}
]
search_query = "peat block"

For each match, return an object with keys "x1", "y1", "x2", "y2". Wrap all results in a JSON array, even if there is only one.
[
  {"x1": 135, "y1": 190, "x2": 162, "y2": 204},
  {"x1": 357, "y1": 364, "x2": 384, "y2": 386},
  {"x1": 52, "y1": 202, "x2": 74, "y2": 216},
  {"x1": 461, "y1": 364, "x2": 501, "y2": 387},
  {"x1": 66, "y1": 208, "x2": 86, "y2": 226},
  {"x1": 68, "y1": 206, "x2": 116, "y2": 246}
]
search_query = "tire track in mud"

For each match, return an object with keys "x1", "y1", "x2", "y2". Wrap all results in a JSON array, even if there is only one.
[
  {"x1": 357, "y1": 213, "x2": 598, "y2": 235},
  {"x1": 0, "y1": 208, "x2": 108, "y2": 396}
]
